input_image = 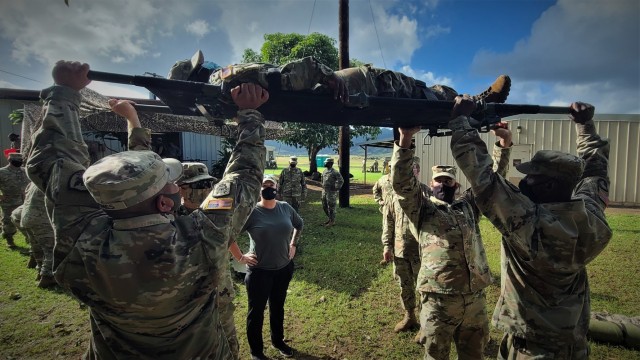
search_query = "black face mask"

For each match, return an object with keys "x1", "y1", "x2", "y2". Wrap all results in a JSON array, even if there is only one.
[
  {"x1": 324, "y1": 163, "x2": 332, "y2": 168},
  {"x1": 261, "y1": 187, "x2": 277, "y2": 200},
  {"x1": 290, "y1": 163, "x2": 296, "y2": 168},
  {"x1": 164, "y1": 192, "x2": 182, "y2": 213},
  {"x1": 519, "y1": 177, "x2": 540, "y2": 203},
  {"x1": 10, "y1": 160, "x2": 23, "y2": 167},
  {"x1": 432, "y1": 183, "x2": 456, "y2": 204}
]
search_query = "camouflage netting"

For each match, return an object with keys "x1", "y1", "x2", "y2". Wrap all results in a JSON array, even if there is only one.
[{"x1": 21, "y1": 87, "x2": 287, "y2": 156}]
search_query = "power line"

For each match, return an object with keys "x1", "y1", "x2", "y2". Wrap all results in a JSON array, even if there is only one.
[
  {"x1": 368, "y1": 0, "x2": 387, "y2": 68},
  {"x1": 302, "y1": 0, "x2": 317, "y2": 59},
  {"x1": 0, "y1": 68, "x2": 43, "y2": 83}
]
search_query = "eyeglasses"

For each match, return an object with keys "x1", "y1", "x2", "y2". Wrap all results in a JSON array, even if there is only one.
[{"x1": 433, "y1": 177, "x2": 455, "y2": 186}]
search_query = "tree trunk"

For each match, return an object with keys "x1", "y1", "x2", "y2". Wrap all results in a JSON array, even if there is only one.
[{"x1": 308, "y1": 146, "x2": 322, "y2": 174}]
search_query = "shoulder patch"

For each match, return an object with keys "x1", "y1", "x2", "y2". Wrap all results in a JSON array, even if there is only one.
[
  {"x1": 202, "y1": 198, "x2": 234, "y2": 210},
  {"x1": 69, "y1": 171, "x2": 88, "y2": 191},
  {"x1": 212, "y1": 181, "x2": 231, "y2": 197}
]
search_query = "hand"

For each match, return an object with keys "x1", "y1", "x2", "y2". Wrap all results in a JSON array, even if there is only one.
[
  {"x1": 238, "y1": 253, "x2": 258, "y2": 266},
  {"x1": 491, "y1": 122, "x2": 512, "y2": 147},
  {"x1": 230, "y1": 83, "x2": 269, "y2": 110},
  {"x1": 108, "y1": 99, "x2": 139, "y2": 125},
  {"x1": 569, "y1": 102, "x2": 594, "y2": 124},
  {"x1": 324, "y1": 74, "x2": 348, "y2": 103},
  {"x1": 52, "y1": 60, "x2": 91, "y2": 91},
  {"x1": 451, "y1": 94, "x2": 476, "y2": 119},
  {"x1": 398, "y1": 126, "x2": 421, "y2": 148},
  {"x1": 288, "y1": 244, "x2": 297, "y2": 260},
  {"x1": 383, "y1": 249, "x2": 393, "y2": 263}
]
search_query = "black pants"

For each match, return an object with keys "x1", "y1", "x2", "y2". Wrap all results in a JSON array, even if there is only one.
[{"x1": 245, "y1": 261, "x2": 294, "y2": 356}]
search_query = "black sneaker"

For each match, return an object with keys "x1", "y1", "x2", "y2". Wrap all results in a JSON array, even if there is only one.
[{"x1": 272, "y1": 343, "x2": 294, "y2": 358}]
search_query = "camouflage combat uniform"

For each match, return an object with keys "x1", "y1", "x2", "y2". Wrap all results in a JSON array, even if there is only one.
[
  {"x1": 382, "y1": 192, "x2": 421, "y2": 320},
  {"x1": 372, "y1": 174, "x2": 394, "y2": 209},
  {"x1": 391, "y1": 141, "x2": 511, "y2": 360},
  {"x1": 0, "y1": 155, "x2": 29, "y2": 245},
  {"x1": 27, "y1": 85, "x2": 265, "y2": 360},
  {"x1": 278, "y1": 166, "x2": 307, "y2": 213},
  {"x1": 208, "y1": 57, "x2": 458, "y2": 101},
  {"x1": 321, "y1": 165, "x2": 344, "y2": 223},
  {"x1": 449, "y1": 114, "x2": 612, "y2": 359},
  {"x1": 20, "y1": 182, "x2": 55, "y2": 277}
]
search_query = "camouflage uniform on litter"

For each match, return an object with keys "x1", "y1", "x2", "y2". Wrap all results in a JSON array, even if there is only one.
[
  {"x1": 0, "y1": 152, "x2": 29, "y2": 247},
  {"x1": 278, "y1": 157, "x2": 307, "y2": 213},
  {"x1": 27, "y1": 84, "x2": 265, "y2": 360},
  {"x1": 321, "y1": 159, "x2": 344, "y2": 225},
  {"x1": 449, "y1": 109, "x2": 612, "y2": 359},
  {"x1": 170, "y1": 52, "x2": 510, "y2": 104},
  {"x1": 391, "y1": 140, "x2": 511, "y2": 360}
]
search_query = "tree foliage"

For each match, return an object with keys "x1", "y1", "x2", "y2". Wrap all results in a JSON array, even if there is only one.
[{"x1": 243, "y1": 32, "x2": 381, "y2": 173}]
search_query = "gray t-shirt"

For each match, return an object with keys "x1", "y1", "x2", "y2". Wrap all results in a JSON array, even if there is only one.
[{"x1": 243, "y1": 201, "x2": 303, "y2": 270}]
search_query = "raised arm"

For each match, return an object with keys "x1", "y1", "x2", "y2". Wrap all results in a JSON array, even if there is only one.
[{"x1": 108, "y1": 99, "x2": 152, "y2": 151}]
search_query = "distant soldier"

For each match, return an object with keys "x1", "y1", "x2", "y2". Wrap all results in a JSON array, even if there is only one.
[
  {"x1": 372, "y1": 159, "x2": 379, "y2": 172},
  {"x1": 321, "y1": 158, "x2": 344, "y2": 227},
  {"x1": 21, "y1": 183, "x2": 56, "y2": 288},
  {"x1": 0, "y1": 152, "x2": 29, "y2": 248},
  {"x1": 381, "y1": 157, "x2": 423, "y2": 335},
  {"x1": 450, "y1": 97, "x2": 613, "y2": 359},
  {"x1": 372, "y1": 174, "x2": 393, "y2": 210},
  {"x1": 382, "y1": 158, "x2": 390, "y2": 174},
  {"x1": 278, "y1": 156, "x2": 307, "y2": 213},
  {"x1": 176, "y1": 162, "x2": 217, "y2": 216}
]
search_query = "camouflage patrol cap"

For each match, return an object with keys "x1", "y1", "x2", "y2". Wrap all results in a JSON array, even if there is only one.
[
  {"x1": 516, "y1": 150, "x2": 585, "y2": 183},
  {"x1": 7, "y1": 153, "x2": 22, "y2": 161},
  {"x1": 178, "y1": 162, "x2": 214, "y2": 185},
  {"x1": 167, "y1": 50, "x2": 204, "y2": 80},
  {"x1": 432, "y1": 165, "x2": 456, "y2": 180},
  {"x1": 324, "y1": 157, "x2": 334, "y2": 164},
  {"x1": 289, "y1": 156, "x2": 298, "y2": 164},
  {"x1": 83, "y1": 151, "x2": 183, "y2": 210},
  {"x1": 412, "y1": 156, "x2": 421, "y2": 167},
  {"x1": 262, "y1": 174, "x2": 277, "y2": 187}
]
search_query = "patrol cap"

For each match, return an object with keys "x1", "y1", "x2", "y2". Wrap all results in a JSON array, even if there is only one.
[
  {"x1": 167, "y1": 50, "x2": 204, "y2": 80},
  {"x1": 432, "y1": 165, "x2": 456, "y2": 180},
  {"x1": 289, "y1": 156, "x2": 298, "y2": 164},
  {"x1": 83, "y1": 151, "x2": 183, "y2": 210},
  {"x1": 8, "y1": 153, "x2": 22, "y2": 161},
  {"x1": 516, "y1": 150, "x2": 585, "y2": 183},
  {"x1": 178, "y1": 162, "x2": 214, "y2": 185},
  {"x1": 262, "y1": 174, "x2": 277, "y2": 186},
  {"x1": 412, "y1": 156, "x2": 421, "y2": 168},
  {"x1": 324, "y1": 157, "x2": 334, "y2": 164}
]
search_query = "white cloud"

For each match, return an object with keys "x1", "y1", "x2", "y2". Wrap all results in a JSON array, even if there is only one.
[
  {"x1": 87, "y1": 82, "x2": 150, "y2": 99},
  {"x1": 424, "y1": 24, "x2": 450, "y2": 39},
  {"x1": 471, "y1": 0, "x2": 639, "y2": 113},
  {"x1": 185, "y1": 20, "x2": 211, "y2": 38},
  {"x1": 399, "y1": 65, "x2": 453, "y2": 87}
]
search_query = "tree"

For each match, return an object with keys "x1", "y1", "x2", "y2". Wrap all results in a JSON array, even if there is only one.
[{"x1": 243, "y1": 32, "x2": 381, "y2": 173}]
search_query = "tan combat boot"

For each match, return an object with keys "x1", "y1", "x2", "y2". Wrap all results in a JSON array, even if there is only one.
[
  {"x1": 414, "y1": 329, "x2": 426, "y2": 344},
  {"x1": 394, "y1": 311, "x2": 418, "y2": 332},
  {"x1": 324, "y1": 220, "x2": 335, "y2": 227},
  {"x1": 38, "y1": 275, "x2": 58, "y2": 289},
  {"x1": 473, "y1": 75, "x2": 511, "y2": 104}
]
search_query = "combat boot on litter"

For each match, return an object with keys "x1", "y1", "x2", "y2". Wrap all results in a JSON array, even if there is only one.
[
  {"x1": 394, "y1": 311, "x2": 418, "y2": 332},
  {"x1": 473, "y1": 75, "x2": 511, "y2": 104}
]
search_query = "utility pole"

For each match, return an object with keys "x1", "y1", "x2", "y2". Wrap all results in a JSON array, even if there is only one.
[{"x1": 338, "y1": 0, "x2": 350, "y2": 208}]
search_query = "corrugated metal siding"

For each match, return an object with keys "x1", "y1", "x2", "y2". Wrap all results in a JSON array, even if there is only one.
[
  {"x1": 415, "y1": 116, "x2": 640, "y2": 206},
  {"x1": 180, "y1": 132, "x2": 223, "y2": 170}
]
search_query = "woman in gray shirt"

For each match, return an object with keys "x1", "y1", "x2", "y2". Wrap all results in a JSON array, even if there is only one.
[{"x1": 229, "y1": 174, "x2": 303, "y2": 360}]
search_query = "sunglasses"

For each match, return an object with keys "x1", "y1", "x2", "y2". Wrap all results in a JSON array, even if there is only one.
[
  {"x1": 433, "y1": 177, "x2": 455, "y2": 185},
  {"x1": 181, "y1": 180, "x2": 213, "y2": 189}
]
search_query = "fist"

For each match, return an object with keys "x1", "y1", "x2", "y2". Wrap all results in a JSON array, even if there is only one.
[
  {"x1": 569, "y1": 102, "x2": 595, "y2": 124},
  {"x1": 451, "y1": 94, "x2": 476, "y2": 119},
  {"x1": 52, "y1": 61, "x2": 91, "y2": 91},
  {"x1": 108, "y1": 99, "x2": 137, "y2": 119},
  {"x1": 230, "y1": 83, "x2": 269, "y2": 110}
]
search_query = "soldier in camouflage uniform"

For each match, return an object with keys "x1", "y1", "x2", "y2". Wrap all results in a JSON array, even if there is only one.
[
  {"x1": 321, "y1": 158, "x2": 344, "y2": 227},
  {"x1": 393, "y1": 123, "x2": 512, "y2": 359},
  {"x1": 372, "y1": 173, "x2": 393, "y2": 211},
  {"x1": 26, "y1": 61, "x2": 268, "y2": 360},
  {"x1": 278, "y1": 156, "x2": 307, "y2": 213},
  {"x1": 0, "y1": 152, "x2": 29, "y2": 248},
  {"x1": 20, "y1": 182, "x2": 56, "y2": 288},
  {"x1": 169, "y1": 50, "x2": 511, "y2": 106},
  {"x1": 448, "y1": 96, "x2": 612, "y2": 359},
  {"x1": 381, "y1": 157, "x2": 422, "y2": 334}
]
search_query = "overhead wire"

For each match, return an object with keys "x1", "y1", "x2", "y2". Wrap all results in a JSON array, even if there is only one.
[
  {"x1": 368, "y1": 0, "x2": 387, "y2": 68},
  {"x1": 0, "y1": 68, "x2": 44, "y2": 83}
]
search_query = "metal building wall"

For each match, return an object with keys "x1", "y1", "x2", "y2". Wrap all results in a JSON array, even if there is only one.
[
  {"x1": 414, "y1": 114, "x2": 640, "y2": 206},
  {"x1": 180, "y1": 132, "x2": 223, "y2": 170}
]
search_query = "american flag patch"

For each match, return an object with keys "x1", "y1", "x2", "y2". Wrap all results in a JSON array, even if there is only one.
[
  {"x1": 221, "y1": 66, "x2": 234, "y2": 79},
  {"x1": 203, "y1": 198, "x2": 233, "y2": 210}
]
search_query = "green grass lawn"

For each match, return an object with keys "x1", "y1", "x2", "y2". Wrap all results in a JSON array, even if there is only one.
[
  {"x1": 1, "y1": 190, "x2": 638, "y2": 359},
  {"x1": 265, "y1": 156, "x2": 386, "y2": 186}
]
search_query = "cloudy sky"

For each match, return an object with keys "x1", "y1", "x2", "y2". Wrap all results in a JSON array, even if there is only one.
[{"x1": 0, "y1": 0, "x2": 638, "y2": 113}]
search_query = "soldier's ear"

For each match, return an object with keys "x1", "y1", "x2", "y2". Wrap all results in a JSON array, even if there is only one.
[{"x1": 156, "y1": 195, "x2": 174, "y2": 213}]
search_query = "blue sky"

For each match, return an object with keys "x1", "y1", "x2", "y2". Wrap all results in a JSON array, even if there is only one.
[{"x1": 0, "y1": 0, "x2": 638, "y2": 113}]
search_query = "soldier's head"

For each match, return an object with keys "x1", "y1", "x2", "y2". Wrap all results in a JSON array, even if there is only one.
[
  {"x1": 83, "y1": 151, "x2": 183, "y2": 218},
  {"x1": 431, "y1": 165, "x2": 458, "y2": 204},
  {"x1": 324, "y1": 158, "x2": 334, "y2": 169},
  {"x1": 412, "y1": 157, "x2": 421, "y2": 178},
  {"x1": 516, "y1": 150, "x2": 584, "y2": 203},
  {"x1": 178, "y1": 162, "x2": 217, "y2": 208},
  {"x1": 289, "y1": 156, "x2": 298, "y2": 168},
  {"x1": 7, "y1": 153, "x2": 23, "y2": 167},
  {"x1": 261, "y1": 174, "x2": 278, "y2": 201}
]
